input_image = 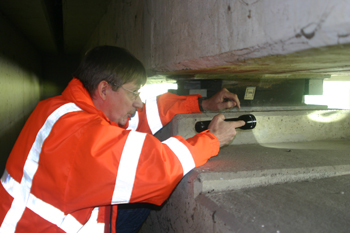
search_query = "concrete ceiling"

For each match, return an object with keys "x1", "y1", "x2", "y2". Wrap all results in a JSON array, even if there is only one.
[
  {"x1": 0, "y1": 0, "x2": 349, "y2": 82},
  {"x1": 0, "y1": 0, "x2": 111, "y2": 55}
]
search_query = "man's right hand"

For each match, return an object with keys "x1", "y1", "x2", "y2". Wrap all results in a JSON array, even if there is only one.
[{"x1": 208, "y1": 114, "x2": 245, "y2": 147}]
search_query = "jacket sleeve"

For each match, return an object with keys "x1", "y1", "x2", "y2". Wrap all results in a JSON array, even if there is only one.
[
  {"x1": 64, "y1": 120, "x2": 219, "y2": 212},
  {"x1": 127, "y1": 92, "x2": 201, "y2": 134}
]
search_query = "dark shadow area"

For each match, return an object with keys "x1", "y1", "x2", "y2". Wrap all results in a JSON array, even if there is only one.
[
  {"x1": 41, "y1": 0, "x2": 64, "y2": 53},
  {"x1": 0, "y1": 116, "x2": 28, "y2": 174},
  {"x1": 0, "y1": 12, "x2": 39, "y2": 175},
  {"x1": 0, "y1": 12, "x2": 42, "y2": 77},
  {"x1": 41, "y1": 53, "x2": 81, "y2": 99}
]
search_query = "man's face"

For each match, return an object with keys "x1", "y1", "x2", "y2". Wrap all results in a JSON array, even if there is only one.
[{"x1": 103, "y1": 80, "x2": 143, "y2": 126}]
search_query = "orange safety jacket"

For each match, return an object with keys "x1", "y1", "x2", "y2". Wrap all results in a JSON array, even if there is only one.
[{"x1": 0, "y1": 78, "x2": 220, "y2": 233}]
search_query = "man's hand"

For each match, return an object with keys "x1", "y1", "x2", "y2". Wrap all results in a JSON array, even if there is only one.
[
  {"x1": 201, "y1": 88, "x2": 240, "y2": 111},
  {"x1": 208, "y1": 114, "x2": 245, "y2": 147}
]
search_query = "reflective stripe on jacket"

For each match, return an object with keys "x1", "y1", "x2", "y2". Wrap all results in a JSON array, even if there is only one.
[{"x1": 0, "y1": 78, "x2": 220, "y2": 233}]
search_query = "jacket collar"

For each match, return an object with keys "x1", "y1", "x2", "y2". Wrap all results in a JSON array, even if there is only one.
[{"x1": 62, "y1": 78, "x2": 119, "y2": 126}]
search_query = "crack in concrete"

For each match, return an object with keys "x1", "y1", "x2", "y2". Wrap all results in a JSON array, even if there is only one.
[
  {"x1": 239, "y1": 0, "x2": 261, "y2": 6},
  {"x1": 300, "y1": 4, "x2": 335, "y2": 40}
]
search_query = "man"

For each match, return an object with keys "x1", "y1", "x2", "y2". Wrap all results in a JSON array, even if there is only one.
[{"x1": 0, "y1": 46, "x2": 244, "y2": 233}]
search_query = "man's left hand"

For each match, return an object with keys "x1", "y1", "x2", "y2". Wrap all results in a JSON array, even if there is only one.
[{"x1": 201, "y1": 88, "x2": 241, "y2": 111}]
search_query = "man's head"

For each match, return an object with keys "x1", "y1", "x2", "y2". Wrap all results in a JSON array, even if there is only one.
[
  {"x1": 73, "y1": 45, "x2": 147, "y2": 97},
  {"x1": 73, "y1": 45, "x2": 147, "y2": 126}
]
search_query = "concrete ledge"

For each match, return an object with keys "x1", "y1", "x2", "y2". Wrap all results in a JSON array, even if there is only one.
[
  {"x1": 194, "y1": 139, "x2": 350, "y2": 195},
  {"x1": 140, "y1": 139, "x2": 350, "y2": 233},
  {"x1": 199, "y1": 174, "x2": 350, "y2": 233},
  {"x1": 198, "y1": 165, "x2": 350, "y2": 196}
]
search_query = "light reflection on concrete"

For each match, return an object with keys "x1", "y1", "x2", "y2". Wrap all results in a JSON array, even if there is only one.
[{"x1": 307, "y1": 110, "x2": 348, "y2": 123}]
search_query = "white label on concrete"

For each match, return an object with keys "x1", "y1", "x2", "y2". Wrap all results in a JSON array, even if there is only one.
[
  {"x1": 244, "y1": 87, "x2": 256, "y2": 100},
  {"x1": 308, "y1": 79, "x2": 323, "y2": 95}
]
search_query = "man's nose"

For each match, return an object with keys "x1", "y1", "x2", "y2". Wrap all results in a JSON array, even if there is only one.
[{"x1": 133, "y1": 96, "x2": 143, "y2": 108}]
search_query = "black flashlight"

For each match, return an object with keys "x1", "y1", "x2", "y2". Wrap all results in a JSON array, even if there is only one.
[{"x1": 195, "y1": 114, "x2": 257, "y2": 133}]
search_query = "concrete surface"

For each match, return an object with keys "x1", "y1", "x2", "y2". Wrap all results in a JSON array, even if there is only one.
[
  {"x1": 139, "y1": 140, "x2": 350, "y2": 233},
  {"x1": 155, "y1": 109, "x2": 350, "y2": 145},
  {"x1": 202, "y1": 174, "x2": 350, "y2": 233}
]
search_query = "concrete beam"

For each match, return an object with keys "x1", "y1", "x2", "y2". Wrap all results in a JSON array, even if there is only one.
[
  {"x1": 82, "y1": 0, "x2": 350, "y2": 78},
  {"x1": 145, "y1": 0, "x2": 350, "y2": 75},
  {"x1": 155, "y1": 110, "x2": 350, "y2": 145}
]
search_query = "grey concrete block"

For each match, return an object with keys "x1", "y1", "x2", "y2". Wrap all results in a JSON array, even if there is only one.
[{"x1": 139, "y1": 140, "x2": 350, "y2": 233}]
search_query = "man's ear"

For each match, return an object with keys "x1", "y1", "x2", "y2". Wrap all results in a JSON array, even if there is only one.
[{"x1": 96, "y1": 80, "x2": 109, "y2": 100}]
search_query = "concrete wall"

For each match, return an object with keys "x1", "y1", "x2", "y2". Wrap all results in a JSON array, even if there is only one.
[
  {"x1": 0, "y1": 12, "x2": 42, "y2": 173},
  {"x1": 84, "y1": 0, "x2": 145, "y2": 63}
]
